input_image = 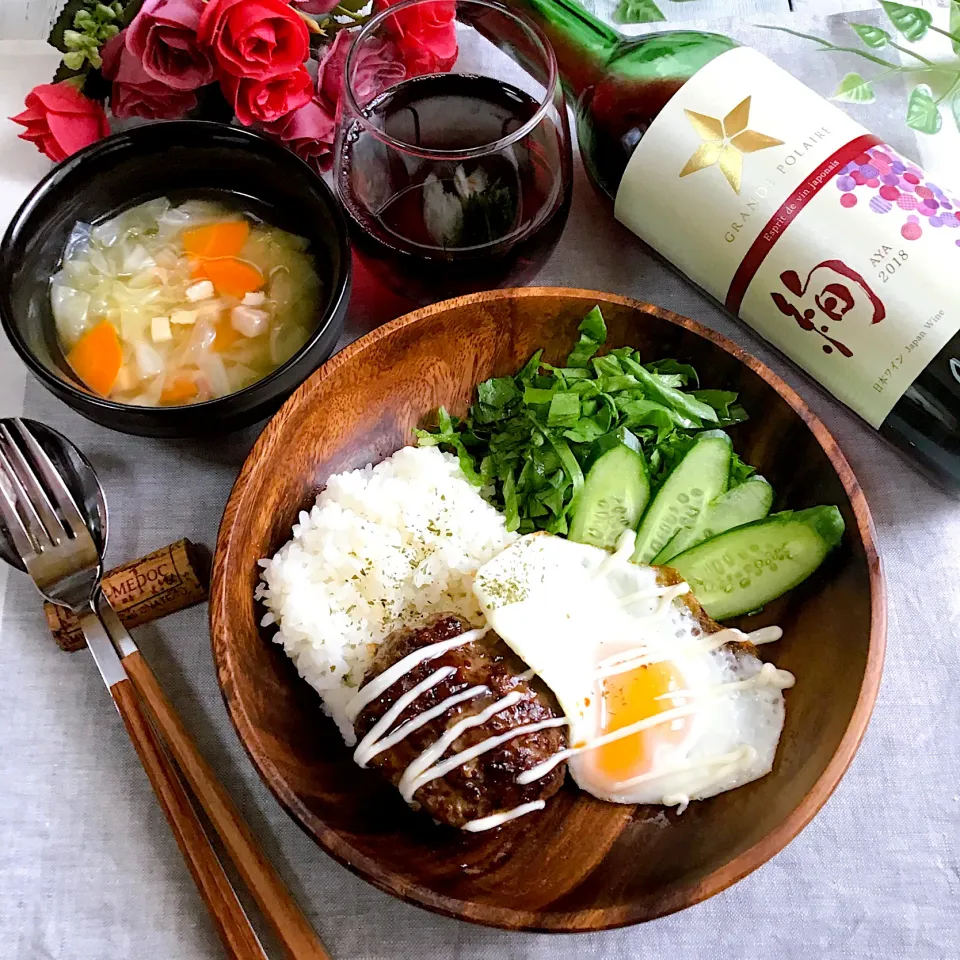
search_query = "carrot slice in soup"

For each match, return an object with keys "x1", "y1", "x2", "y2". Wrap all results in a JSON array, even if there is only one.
[
  {"x1": 182, "y1": 221, "x2": 250, "y2": 259},
  {"x1": 212, "y1": 314, "x2": 240, "y2": 353},
  {"x1": 66, "y1": 321, "x2": 122, "y2": 396},
  {"x1": 197, "y1": 258, "x2": 264, "y2": 299},
  {"x1": 159, "y1": 376, "x2": 199, "y2": 405}
]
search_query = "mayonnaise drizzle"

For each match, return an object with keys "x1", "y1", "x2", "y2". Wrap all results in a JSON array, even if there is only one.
[
  {"x1": 354, "y1": 666, "x2": 456, "y2": 768},
  {"x1": 516, "y1": 664, "x2": 794, "y2": 786},
  {"x1": 610, "y1": 744, "x2": 758, "y2": 793},
  {"x1": 462, "y1": 800, "x2": 546, "y2": 833},
  {"x1": 348, "y1": 626, "x2": 568, "y2": 833},
  {"x1": 368, "y1": 685, "x2": 489, "y2": 762},
  {"x1": 616, "y1": 581, "x2": 691, "y2": 613},
  {"x1": 593, "y1": 625, "x2": 784, "y2": 680},
  {"x1": 397, "y1": 690, "x2": 524, "y2": 802},
  {"x1": 402, "y1": 713, "x2": 568, "y2": 803},
  {"x1": 595, "y1": 528, "x2": 637, "y2": 576},
  {"x1": 345, "y1": 626, "x2": 488, "y2": 723},
  {"x1": 654, "y1": 662, "x2": 795, "y2": 703}
]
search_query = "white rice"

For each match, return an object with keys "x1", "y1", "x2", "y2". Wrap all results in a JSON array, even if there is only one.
[{"x1": 256, "y1": 445, "x2": 515, "y2": 745}]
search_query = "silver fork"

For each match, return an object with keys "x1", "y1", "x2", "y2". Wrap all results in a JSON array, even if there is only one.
[
  {"x1": 0, "y1": 419, "x2": 267, "y2": 960},
  {"x1": 0, "y1": 421, "x2": 107, "y2": 655}
]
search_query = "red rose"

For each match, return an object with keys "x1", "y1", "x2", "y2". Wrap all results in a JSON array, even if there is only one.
[
  {"x1": 375, "y1": 0, "x2": 457, "y2": 77},
  {"x1": 198, "y1": 0, "x2": 309, "y2": 81},
  {"x1": 290, "y1": 0, "x2": 339, "y2": 14},
  {"x1": 102, "y1": 32, "x2": 198, "y2": 119},
  {"x1": 127, "y1": 0, "x2": 215, "y2": 91},
  {"x1": 222, "y1": 66, "x2": 313, "y2": 125},
  {"x1": 10, "y1": 82, "x2": 110, "y2": 162},
  {"x1": 260, "y1": 97, "x2": 336, "y2": 173},
  {"x1": 316, "y1": 30, "x2": 405, "y2": 113}
]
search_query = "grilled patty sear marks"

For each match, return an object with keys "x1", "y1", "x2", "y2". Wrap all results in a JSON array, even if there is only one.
[{"x1": 354, "y1": 614, "x2": 568, "y2": 828}]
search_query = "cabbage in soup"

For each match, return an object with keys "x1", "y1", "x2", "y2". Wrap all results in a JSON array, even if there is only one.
[{"x1": 51, "y1": 198, "x2": 322, "y2": 406}]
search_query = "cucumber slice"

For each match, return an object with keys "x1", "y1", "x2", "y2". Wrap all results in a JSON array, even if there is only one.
[
  {"x1": 569, "y1": 443, "x2": 650, "y2": 549},
  {"x1": 631, "y1": 431, "x2": 732, "y2": 564},
  {"x1": 654, "y1": 475, "x2": 774, "y2": 563},
  {"x1": 668, "y1": 506, "x2": 845, "y2": 620}
]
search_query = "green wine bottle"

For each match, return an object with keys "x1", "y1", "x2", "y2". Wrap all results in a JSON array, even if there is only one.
[{"x1": 495, "y1": 0, "x2": 960, "y2": 495}]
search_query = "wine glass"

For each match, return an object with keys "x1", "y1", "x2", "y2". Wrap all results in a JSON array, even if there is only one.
[{"x1": 334, "y1": 0, "x2": 572, "y2": 306}]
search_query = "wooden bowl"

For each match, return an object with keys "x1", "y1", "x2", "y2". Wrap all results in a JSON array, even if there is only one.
[{"x1": 210, "y1": 288, "x2": 885, "y2": 931}]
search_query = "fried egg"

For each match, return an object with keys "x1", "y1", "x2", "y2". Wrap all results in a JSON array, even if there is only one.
[{"x1": 473, "y1": 532, "x2": 794, "y2": 810}]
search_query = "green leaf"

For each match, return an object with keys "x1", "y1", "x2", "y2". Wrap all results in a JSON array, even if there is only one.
[
  {"x1": 591, "y1": 355, "x2": 623, "y2": 378},
  {"x1": 547, "y1": 392, "x2": 581, "y2": 428},
  {"x1": 501, "y1": 468, "x2": 519, "y2": 531},
  {"x1": 906, "y1": 84, "x2": 942, "y2": 134},
  {"x1": 691, "y1": 390, "x2": 744, "y2": 420},
  {"x1": 523, "y1": 385, "x2": 556, "y2": 406},
  {"x1": 541, "y1": 431, "x2": 583, "y2": 517},
  {"x1": 880, "y1": 1, "x2": 933, "y2": 41},
  {"x1": 477, "y1": 376, "x2": 520, "y2": 409},
  {"x1": 850, "y1": 23, "x2": 891, "y2": 48},
  {"x1": 951, "y1": 0, "x2": 960, "y2": 55},
  {"x1": 62, "y1": 50, "x2": 86, "y2": 70},
  {"x1": 566, "y1": 305, "x2": 607, "y2": 367},
  {"x1": 415, "y1": 304, "x2": 767, "y2": 540},
  {"x1": 562, "y1": 418, "x2": 607, "y2": 444},
  {"x1": 597, "y1": 374, "x2": 639, "y2": 393},
  {"x1": 579, "y1": 305, "x2": 606, "y2": 343},
  {"x1": 616, "y1": 398, "x2": 688, "y2": 441},
  {"x1": 645, "y1": 358, "x2": 699, "y2": 387},
  {"x1": 612, "y1": 0, "x2": 665, "y2": 25},
  {"x1": 48, "y1": 0, "x2": 92, "y2": 52},
  {"x1": 831, "y1": 72, "x2": 877, "y2": 104},
  {"x1": 729, "y1": 453, "x2": 758, "y2": 486},
  {"x1": 952, "y1": 89, "x2": 960, "y2": 134},
  {"x1": 516, "y1": 349, "x2": 543, "y2": 384},
  {"x1": 619, "y1": 355, "x2": 719, "y2": 424}
]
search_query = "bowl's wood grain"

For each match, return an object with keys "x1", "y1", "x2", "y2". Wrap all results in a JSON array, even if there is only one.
[{"x1": 210, "y1": 288, "x2": 885, "y2": 931}]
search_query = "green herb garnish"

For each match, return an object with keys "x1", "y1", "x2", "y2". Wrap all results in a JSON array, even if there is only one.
[{"x1": 416, "y1": 305, "x2": 751, "y2": 534}]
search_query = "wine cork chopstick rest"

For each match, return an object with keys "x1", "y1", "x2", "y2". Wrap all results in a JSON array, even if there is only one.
[{"x1": 43, "y1": 538, "x2": 209, "y2": 652}]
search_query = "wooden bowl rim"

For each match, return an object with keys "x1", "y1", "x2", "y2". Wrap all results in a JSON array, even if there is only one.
[{"x1": 210, "y1": 287, "x2": 887, "y2": 931}]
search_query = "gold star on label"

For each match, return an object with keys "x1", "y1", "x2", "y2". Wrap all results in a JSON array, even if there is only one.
[{"x1": 679, "y1": 96, "x2": 784, "y2": 194}]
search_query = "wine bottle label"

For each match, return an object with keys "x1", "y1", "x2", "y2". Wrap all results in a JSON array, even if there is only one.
[{"x1": 614, "y1": 46, "x2": 960, "y2": 428}]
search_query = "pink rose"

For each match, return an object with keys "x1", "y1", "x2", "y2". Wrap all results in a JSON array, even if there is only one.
[
  {"x1": 290, "y1": 0, "x2": 339, "y2": 15},
  {"x1": 10, "y1": 82, "x2": 110, "y2": 162},
  {"x1": 198, "y1": 0, "x2": 309, "y2": 81},
  {"x1": 222, "y1": 66, "x2": 313, "y2": 125},
  {"x1": 316, "y1": 31, "x2": 405, "y2": 112},
  {"x1": 375, "y1": 0, "x2": 457, "y2": 77},
  {"x1": 127, "y1": 0, "x2": 215, "y2": 91},
  {"x1": 102, "y1": 32, "x2": 197, "y2": 118},
  {"x1": 260, "y1": 97, "x2": 336, "y2": 173}
]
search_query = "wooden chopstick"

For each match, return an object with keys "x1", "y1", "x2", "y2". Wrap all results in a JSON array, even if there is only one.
[
  {"x1": 111, "y1": 677, "x2": 268, "y2": 960},
  {"x1": 122, "y1": 649, "x2": 332, "y2": 960}
]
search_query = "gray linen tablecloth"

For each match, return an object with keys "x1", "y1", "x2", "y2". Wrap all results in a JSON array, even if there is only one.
[{"x1": 1, "y1": 8, "x2": 958, "y2": 960}]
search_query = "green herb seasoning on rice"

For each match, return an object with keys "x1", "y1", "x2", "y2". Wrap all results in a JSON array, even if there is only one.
[{"x1": 256, "y1": 446, "x2": 516, "y2": 745}]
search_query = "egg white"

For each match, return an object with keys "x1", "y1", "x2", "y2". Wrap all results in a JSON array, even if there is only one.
[{"x1": 473, "y1": 532, "x2": 792, "y2": 809}]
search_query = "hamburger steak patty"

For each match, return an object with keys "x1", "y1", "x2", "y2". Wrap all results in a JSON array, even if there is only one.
[{"x1": 353, "y1": 614, "x2": 568, "y2": 828}]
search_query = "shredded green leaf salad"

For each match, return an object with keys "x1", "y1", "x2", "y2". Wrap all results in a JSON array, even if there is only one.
[{"x1": 416, "y1": 306, "x2": 757, "y2": 535}]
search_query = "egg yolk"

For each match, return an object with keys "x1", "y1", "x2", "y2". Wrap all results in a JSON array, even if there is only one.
[{"x1": 591, "y1": 660, "x2": 691, "y2": 784}]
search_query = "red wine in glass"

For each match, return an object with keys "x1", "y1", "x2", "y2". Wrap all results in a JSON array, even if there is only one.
[{"x1": 335, "y1": 0, "x2": 572, "y2": 307}]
